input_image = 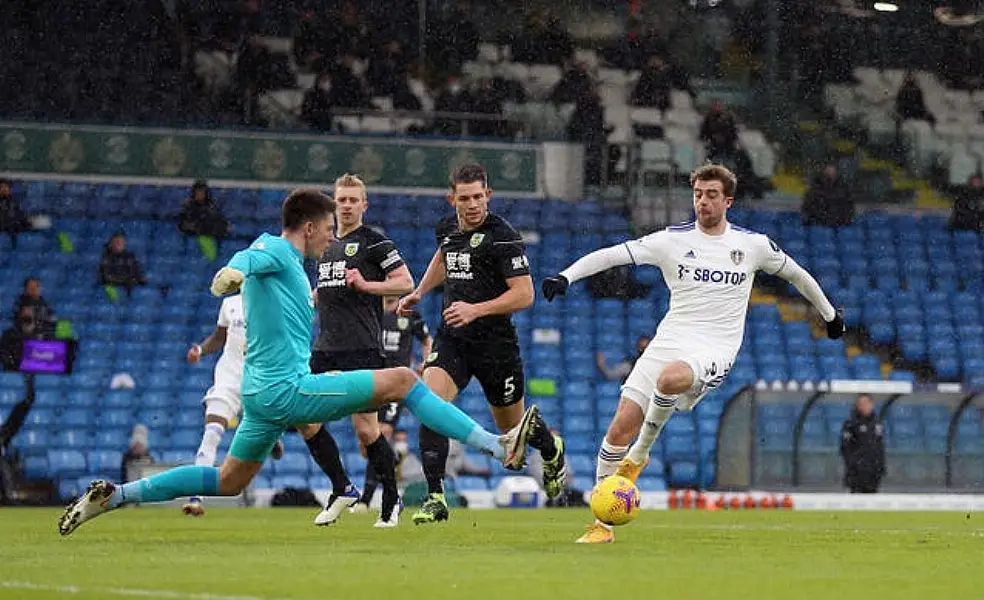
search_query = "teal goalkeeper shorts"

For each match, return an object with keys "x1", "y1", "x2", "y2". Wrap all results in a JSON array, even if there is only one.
[{"x1": 228, "y1": 370, "x2": 376, "y2": 462}]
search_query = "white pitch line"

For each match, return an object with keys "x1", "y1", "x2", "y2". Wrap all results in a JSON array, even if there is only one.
[
  {"x1": 0, "y1": 581, "x2": 287, "y2": 600},
  {"x1": 646, "y1": 523, "x2": 984, "y2": 535}
]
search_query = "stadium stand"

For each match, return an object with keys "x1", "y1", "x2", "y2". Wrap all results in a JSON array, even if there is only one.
[{"x1": 6, "y1": 177, "x2": 981, "y2": 499}]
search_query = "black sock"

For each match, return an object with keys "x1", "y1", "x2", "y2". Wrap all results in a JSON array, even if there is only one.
[
  {"x1": 419, "y1": 425, "x2": 449, "y2": 495},
  {"x1": 360, "y1": 462, "x2": 379, "y2": 504},
  {"x1": 304, "y1": 427, "x2": 351, "y2": 495},
  {"x1": 528, "y1": 413, "x2": 558, "y2": 461},
  {"x1": 364, "y1": 435, "x2": 397, "y2": 506}
]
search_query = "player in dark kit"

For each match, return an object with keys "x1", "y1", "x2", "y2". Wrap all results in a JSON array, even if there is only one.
[
  {"x1": 296, "y1": 174, "x2": 414, "y2": 529},
  {"x1": 398, "y1": 163, "x2": 567, "y2": 524},
  {"x1": 350, "y1": 296, "x2": 433, "y2": 513}
]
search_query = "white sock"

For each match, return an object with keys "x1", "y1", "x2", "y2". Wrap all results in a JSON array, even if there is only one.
[
  {"x1": 627, "y1": 393, "x2": 678, "y2": 464},
  {"x1": 195, "y1": 422, "x2": 225, "y2": 467},
  {"x1": 593, "y1": 440, "x2": 629, "y2": 530},
  {"x1": 596, "y1": 439, "x2": 628, "y2": 483}
]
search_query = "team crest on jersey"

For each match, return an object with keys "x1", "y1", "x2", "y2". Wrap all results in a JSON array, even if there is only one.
[
  {"x1": 730, "y1": 249, "x2": 745, "y2": 265},
  {"x1": 469, "y1": 233, "x2": 485, "y2": 248},
  {"x1": 345, "y1": 243, "x2": 359, "y2": 256},
  {"x1": 397, "y1": 317, "x2": 409, "y2": 330}
]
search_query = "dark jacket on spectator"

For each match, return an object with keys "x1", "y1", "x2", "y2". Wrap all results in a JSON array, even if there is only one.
[
  {"x1": 178, "y1": 181, "x2": 229, "y2": 238},
  {"x1": 13, "y1": 295, "x2": 54, "y2": 328},
  {"x1": 302, "y1": 83, "x2": 334, "y2": 132},
  {"x1": 802, "y1": 171, "x2": 855, "y2": 227},
  {"x1": 950, "y1": 181, "x2": 984, "y2": 232},
  {"x1": 0, "y1": 182, "x2": 28, "y2": 241},
  {"x1": 326, "y1": 62, "x2": 372, "y2": 109},
  {"x1": 100, "y1": 237, "x2": 147, "y2": 288},
  {"x1": 840, "y1": 409, "x2": 885, "y2": 493},
  {"x1": 895, "y1": 76, "x2": 934, "y2": 124},
  {"x1": 549, "y1": 64, "x2": 593, "y2": 105},
  {"x1": 699, "y1": 105, "x2": 739, "y2": 158}
]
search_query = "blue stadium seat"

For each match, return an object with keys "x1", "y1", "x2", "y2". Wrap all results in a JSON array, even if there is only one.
[
  {"x1": 273, "y1": 453, "x2": 310, "y2": 476},
  {"x1": 87, "y1": 450, "x2": 123, "y2": 473},
  {"x1": 47, "y1": 450, "x2": 88, "y2": 477},
  {"x1": 667, "y1": 461, "x2": 699, "y2": 488},
  {"x1": 57, "y1": 429, "x2": 92, "y2": 449},
  {"x1": 93, "y1": 429, "x2": 128, "y2": 449}
]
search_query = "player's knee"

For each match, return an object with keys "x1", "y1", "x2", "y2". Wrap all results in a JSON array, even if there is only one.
[
  {"x1": 379, "y1": 366, "x2": 418, "y2": 401},
  {"x1": 606, "y1": 398, "x2": 644, "y2": 446},
  {"x1": 657, "y1": 362, "x2": 694, "y2": 396},
  {"x1": 296, "y1": 423, "x2": 321, "y2": 440}
]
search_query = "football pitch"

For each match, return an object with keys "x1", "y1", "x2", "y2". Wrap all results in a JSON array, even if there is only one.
[{"x1": 0, "y1": 507, "x2": 979, "y2": 600}]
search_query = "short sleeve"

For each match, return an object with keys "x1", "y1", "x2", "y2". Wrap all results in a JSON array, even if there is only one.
[
  {"x1": 493, "y1": 229, "x2": 531, "y2": 279},
  {"x1": 756, "y1": 235, "x2": 788, "y2": 275},
  {"x1": 217, "y1": 299, "x2": 231, "y2": 327},
  {"x1": 369, "y1": 238, "x2": 405, "y2": 274},
  {"x1": 434, "y1": 217, "x2": 456, "y2": 246},
  {"x1": 623, "y1": 231, "x2": 671, "y2": 268}
]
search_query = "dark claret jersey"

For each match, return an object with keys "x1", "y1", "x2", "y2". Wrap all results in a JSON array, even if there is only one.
[
  {"x1": 314, "y1": 225, "x2": 405, "y2": 353},
  {"x1": 435, "y1": 212, "x2": 530, "y2": 343},
  {"x1": 381, "y1": 310, "x2": 430, "y2": 367}
]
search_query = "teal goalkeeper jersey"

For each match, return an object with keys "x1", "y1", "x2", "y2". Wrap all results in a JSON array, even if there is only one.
[{"x1": 227, "y1": 233, "x2": 313, "y2": 395}]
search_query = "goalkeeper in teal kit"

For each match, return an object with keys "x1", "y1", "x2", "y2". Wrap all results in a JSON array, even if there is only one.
[{"x1": 59, "y1": 188, "x2": 539, "y2": 536}]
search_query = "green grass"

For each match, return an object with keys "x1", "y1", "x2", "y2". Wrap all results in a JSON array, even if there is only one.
[{"x1": 1, "y1": 507, "x2": 981, "y2": 599}]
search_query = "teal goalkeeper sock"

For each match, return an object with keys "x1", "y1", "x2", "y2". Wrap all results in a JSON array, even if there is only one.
[
  {"x1": 404, "y1": 381, "x2": 504, "y2": 460},
  {"x1": 109, "y1": 465, "x2": 220, "y2": 508}
]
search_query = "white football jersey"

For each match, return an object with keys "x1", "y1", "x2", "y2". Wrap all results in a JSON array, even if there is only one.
[
  {"x1": 213, "y1": 294, "x2": 246, "y2": 387},
  {"x1": 624, "y1": 221, "x2": 787, "y2": 354}
]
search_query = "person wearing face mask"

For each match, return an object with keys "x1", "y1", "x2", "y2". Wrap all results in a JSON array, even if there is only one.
[
  {"x1": 0, "y1": 306, "x2": 46, "y2": 371},
  {"x1": 596, "y1": 335, "x2": 651, "y2": 383}
]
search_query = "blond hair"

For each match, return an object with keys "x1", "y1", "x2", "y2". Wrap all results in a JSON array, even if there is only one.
[{"x1": 334, "y1": 173, "x2": 367, "y2": 200}]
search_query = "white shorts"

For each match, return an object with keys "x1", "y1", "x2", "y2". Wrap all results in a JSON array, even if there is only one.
[
  {"x1": 203, "y1": 385, "x2": 242, "y2": 423},
  {"x1": 621, "y1": 341, "x2": 735, "y2": 412}
]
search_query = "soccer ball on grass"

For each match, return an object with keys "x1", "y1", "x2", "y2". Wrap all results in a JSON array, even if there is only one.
[{"x1": 590, "y1": 475, "x2": 641, "y2": 526}]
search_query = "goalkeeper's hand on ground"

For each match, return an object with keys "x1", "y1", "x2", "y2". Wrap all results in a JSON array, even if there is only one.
[
  {"x1": 826, "y1": 308, "x2": 845, "y2": 339},
  {"x1": 210, "y1": 267, "x2": 245, "y2": 296},
  {"x1": 541, "y1": 275, "x2": 569, "y2": 302}
]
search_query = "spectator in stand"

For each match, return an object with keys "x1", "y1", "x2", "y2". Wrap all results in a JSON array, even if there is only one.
[
  {"x1": 12, "y1": 277, "x2": 55, "y2": 334},
  {"x1": 802, "y1": 164, "x2": 855, "y2": 227},
  {"x1": 121, "y1": 424, "x2": 154, "y2": 483},
  {"x1": 950, "y1": 174, "x2": 984, "y2": 232},
  {"x1": 178, "y1": 180, "x2": 229, "y2": 239},
  {"x1": 302, "y1": 72, "x2": 334, "y2": 132},
  {"x1": 549, "y1": 61, "x2": 594, "y2": 105},
  {"x1": 470, "y1": 78, "x2": 507, "y2": 138},
  {"x1": 428, "y1": 1, "x2": 480, "y2": 76},
  {"x1": 327, "y1": 53, "x2": 373, "y2": 109},
  {"x1": 367, "y1": 40, "x2": 408, "y2": 97},
  {"x1": 631, "y1": 55, "x2": 692, "y2": 112},
  {"x1": 510, "y1": 10, "x2": 573, "y2": 66},
  {"x1": 699, "y1": 101, "x2": 739, "y2": 160},
  {"x1": 895, "y1": 72, "x2": 934, "y2": 125},
  {"x1": 433, "y1": 76, "x2": 474, "y2": 136},
  {"x1": 1, "y1": 306, "x2": 48, "y2": 371},
  {"x1": 566, "y1": 86, "x2": 607, "y2": 186},
  {"x1": 596, "y1": 335, "x2": 650, "y2": 383},
  {"x1": 840, "y1": 394, "x2": 885, "y2": 494},
  {"x1": 99, "y1": 232, "x2": 148, "y2": 292},
  {"x1": 0, "y1": 178, "x2": 29, "y2": 249}
]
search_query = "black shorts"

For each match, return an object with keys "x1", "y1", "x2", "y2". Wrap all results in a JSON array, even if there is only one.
[
  {"x1": 377, "y1": 402, "x2": 402, "y2": 428},
  {"x1": 425, "y1": 333, "x2": 524, "y2": 407},
  {"x1": 310, "y1": 350, "x2": 385, "y2": 416},
  {"x1": 310, "y1": 349, "x2": 386, "y2": 373}
]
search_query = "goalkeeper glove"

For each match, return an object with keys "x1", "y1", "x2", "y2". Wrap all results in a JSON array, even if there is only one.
[
  {"x1": 826, "y1": 308, "x2": 845, "y2": 340},
  {"x1": 210, "y1": 267, "x2": 245, "y2": 296},
  {"x1": 541, "y1": 275, "x2": 569, "y2": 302}
]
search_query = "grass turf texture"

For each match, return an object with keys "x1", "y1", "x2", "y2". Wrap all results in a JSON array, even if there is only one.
[{"x1": 0, "y1": 507, "x2": 980, "y2": 599}]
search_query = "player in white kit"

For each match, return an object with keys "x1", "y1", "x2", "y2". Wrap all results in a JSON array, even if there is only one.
[
  {"x1": 541, "y1": 164, "x2": 845, "y2": 543},
  {"x1": 183, "y1": 293, "x2": 283, "y2": 515}
]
